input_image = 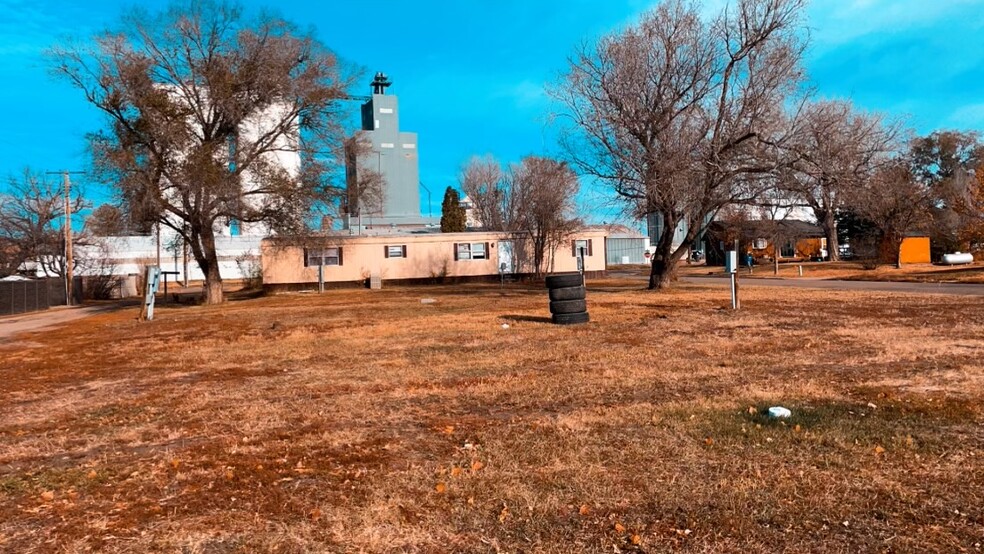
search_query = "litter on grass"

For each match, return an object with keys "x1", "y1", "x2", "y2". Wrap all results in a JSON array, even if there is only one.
[{"x1": 767, "y1": 406, "x2": 792, "y2": 419}]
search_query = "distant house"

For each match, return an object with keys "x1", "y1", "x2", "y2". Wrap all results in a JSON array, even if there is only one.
[
  {"x1": 705, "y1": 220, "x2": 828, "y2": 265},
  {"x1": 261, "y1": 228, "x2": 608, "y2": 292},
  {"x1": 604, "y1": 225, "x2": 649, "y2": 265},
  {"x1": 706, "y1": 219, "x2": 933, "y2": 266}
]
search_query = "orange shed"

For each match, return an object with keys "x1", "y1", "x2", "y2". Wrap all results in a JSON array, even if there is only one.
[{"x1": 899, "y1": 236, "x2": 931, "y2": 264}]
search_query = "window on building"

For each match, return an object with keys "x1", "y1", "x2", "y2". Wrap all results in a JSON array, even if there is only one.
[
  {"x1": 780, "y1": 241, "x2": 796, "y2": 258},
  {"x1": 571, "y1": 239, "x2": 593, "y2": 257},
  {"x1": 304, "y1": 247, "x2": 342, "y2": 267},
  {"x1": 454, "y1": 242, "x2": 488, "y2": 261},
  {"x1": 385, "y1": 245, "x2": 407, "y2": 258},
  {"x1": 753, "y1": 238, "x2": 768, "y2": 250}
]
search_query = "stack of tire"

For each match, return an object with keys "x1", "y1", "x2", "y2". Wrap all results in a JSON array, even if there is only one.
[{"x1": 545, "y1": 273, "x2": 589, "y2": 325}]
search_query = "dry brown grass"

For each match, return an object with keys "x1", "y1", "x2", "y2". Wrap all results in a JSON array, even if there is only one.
[
  {"x1": 666, "y1": 261, "x2": 984, "y2": 283},
  {"x1": 2, "y1": 280, "x2": 983, "y2": 553}
]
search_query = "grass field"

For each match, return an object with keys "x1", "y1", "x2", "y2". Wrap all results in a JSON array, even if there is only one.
[
  {"x1": 2, "y1": 280, "x2": 983, "y2": 552},
  {"x1": 668, "y1": 260, "x2": 984, "y2": 283}
]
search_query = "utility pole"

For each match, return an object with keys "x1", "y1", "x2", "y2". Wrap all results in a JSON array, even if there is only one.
[
  {"x1": 46, "y1": 170, "x2": 85, "y2": 306},
  {"x1": 420, "y1": 181, "x2": 432, "y2": 218}
]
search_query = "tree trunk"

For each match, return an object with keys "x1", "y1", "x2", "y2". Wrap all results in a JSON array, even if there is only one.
[
  {"x1": 193, "y1": 222, "x2": 224, "y2": 305},
  {"x1": 822, "y1": 212, "x2": 839, "y2": 262},
  {"x1": 648, "y1": 257, "x2": 676, "y2": 289},
  {"x1": 647, "y1": 214, "x2": 692, "y2": 290},
  {"x1": 204, "y1": 262, "x2": 224, "y2": 304},
  {"x1": 895, "y1": 235, "x2": 903, "y2": 269}
]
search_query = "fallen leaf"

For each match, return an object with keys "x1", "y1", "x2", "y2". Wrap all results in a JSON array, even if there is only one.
[
  {"x1": 579, "y1": 504, "x2": 590, "y2": 516},
  {"x1": 794, "y1": 424, "x2": 801, "y2": 433},
  {"x1": 309, "y1": 508, "x2": 322, "y2": 521},
  {"x1": 874, "y1": 445, "x2": 886, "y2": 455},
  {"x1": 86, "y1": 470, "x2": 97, "y2": 480},
  {"x1": 170, "y1": 459, "x2": 180, "y2": 470},
  {"x1": 40, "y1": 491, "x2": 54, "y2": 502},
  {"x1": 498, "y1": 505, "x2": 509, "y2": 523},
  {"x1": 631, "y1": 534, "x2": 642, "y2": 545},
  {"x1": 467, "y1": 496, "x2": 475, "y2": 505},
  {"x1": 225, "y1": 470, "x2": 235, "y2": 480},
  {"x1": 748, "y1": 406, "x2": 757, "y2": 414},
  {"x1": 615, "y1": 522, "x2": 626, "y2": 533},
  {"x1": 442, "y1": 426, "x2": 454, "y2": 435},
  {"x1": 435, "y1": 482, "x2": 446, "y2": 493},
  {"x1": 450, "y1": 466, "x2": 463, "y2": 477},
  {"x1": 704, "y1": 437, "x2": 714, "y2": 445},
  {"x1": 471, "y1": 460, "x2": 484, "y2": 473}
]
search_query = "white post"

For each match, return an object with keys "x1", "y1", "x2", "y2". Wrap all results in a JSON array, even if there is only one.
[{"x1": 725, "y1": 250, "x2": 739, "y2": 310}]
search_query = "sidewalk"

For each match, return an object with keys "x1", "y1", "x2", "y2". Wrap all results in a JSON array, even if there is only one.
[{"x1": 0, "y1": 305, "x2": 120, "y2": 344}]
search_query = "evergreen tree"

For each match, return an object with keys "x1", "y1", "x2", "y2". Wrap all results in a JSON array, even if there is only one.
[{"x1": 440, "y1": 186, "x2": 466, "y2": 232}]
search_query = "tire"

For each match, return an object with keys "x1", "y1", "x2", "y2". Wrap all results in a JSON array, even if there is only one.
[
  {"x1": 545, "y1": 273, "x2": 583, "y2": 289},
  {"x1": 550, "y1": 299, "x2": 587, "y2": 315},
  {"x1": 549, "y1": 286, "x2": 586, "y2": 301},
  {"x1": 552, "y1": 311, "x2": 590, "y2": 325}
]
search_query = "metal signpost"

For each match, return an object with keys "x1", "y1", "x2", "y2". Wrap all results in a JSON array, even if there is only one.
[
  {"x1": 725, "y1": 250, "x2": 740, "y2": 310},
  {"x1": 578, "y1": 247, "x2": 587, "y2": 286},
  {"x1": 140, "y1": 266, "x2": 162, "y2": 321}
]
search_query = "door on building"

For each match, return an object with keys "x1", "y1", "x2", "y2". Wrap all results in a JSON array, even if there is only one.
[{"x1": 497, "y1": 241, "x2": 516, "y2": 274}]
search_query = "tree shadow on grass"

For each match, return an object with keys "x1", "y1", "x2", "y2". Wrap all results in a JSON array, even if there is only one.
[{"x1": 500, "y1": 314, "x2": 552, "y2": 324}]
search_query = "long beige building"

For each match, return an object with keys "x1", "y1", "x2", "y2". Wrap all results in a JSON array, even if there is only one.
[{"x1": 261, "y1": 229, "x2": 608, "y2": 291}]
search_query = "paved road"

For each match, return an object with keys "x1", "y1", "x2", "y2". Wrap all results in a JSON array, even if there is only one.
[
  {"x1": 681, "y1": 275, "x2": 984, "y2": 296},
  {"x1": 0, "y1": 305, "x2": 118, "y2": 344}
]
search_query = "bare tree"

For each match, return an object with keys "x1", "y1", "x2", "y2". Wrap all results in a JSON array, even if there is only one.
[
  {"x1": 908, "y1": 130, "x2": 983, "y2": 256},
  {"x1": 50, "y1": 1, "x2": 356, "y2": 304},
  {"x1": 459, "y1": 155, "x2": 508, "y2": 231},
  {"x1": 959, "y1": 169, "x2": 984, "y2": 253},
  {"x1": 753, "y1": 184, "x2": 798, "y2": 274},
  {"x1": 457, "y1": 155, "x2": 581, "y2": 275},
  {"x1": 849, "y1": 161, "x2": 934, "y2": 268},
  {"x1": 85, "y1": 204, "x2": 129, "y2": 236},
  {"x1": 344, "y1": 132, "x2": 386, "y2": 223},
  {"x1": 784, "y1": 100, "x2": 902, "y2": 261},
  {"x1": 509, "y1": 157, "x2": 582, "y2": 276},
  {"x1": 0, "y1": 170, "x2": 87, "y2": 278},
  {"x1": 555, "y1": 0, "x2": 806, "y2": 289}
]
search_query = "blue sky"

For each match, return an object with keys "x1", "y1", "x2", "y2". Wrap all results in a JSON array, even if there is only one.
[{"x1": 1, "y1": 0, "x2": 982, "y2": 224}]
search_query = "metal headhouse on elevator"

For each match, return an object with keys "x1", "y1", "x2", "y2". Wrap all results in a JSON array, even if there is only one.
[{"x1": 370, "y1": 72, "x2": 392, "y2": 95}]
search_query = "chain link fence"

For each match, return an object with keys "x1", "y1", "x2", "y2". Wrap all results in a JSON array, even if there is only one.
[{"x1": 0, "y1": 279, "x2": 65, "y2": 316}]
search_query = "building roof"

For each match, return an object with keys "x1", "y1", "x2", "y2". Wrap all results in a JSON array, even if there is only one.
[
  {"x1": 598, "y1": 224, "x2": 647, "y2": 239},
  {"x1": 709, "y1": 219, "x2": 825, "y2": 238}
]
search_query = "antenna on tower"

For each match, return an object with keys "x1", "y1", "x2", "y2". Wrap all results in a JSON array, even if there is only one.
[{"x1": 370, "y1": 72, "x2": 392, "y2": 95}]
